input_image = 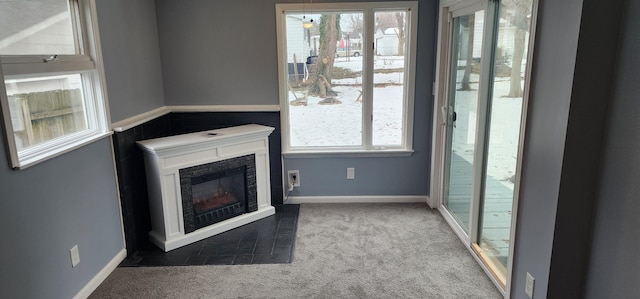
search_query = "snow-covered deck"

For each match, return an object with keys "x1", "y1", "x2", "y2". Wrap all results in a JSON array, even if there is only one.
[{"x1": 446, "y1": 152, "x2": 513, "y2": 265}]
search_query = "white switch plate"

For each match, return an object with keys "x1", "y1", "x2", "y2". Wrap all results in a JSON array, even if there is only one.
[
  {"x1": 70, "y1": 245, "x2": 80, "y2": 267},
  {"x1": 525, "y1": 272, "x2": 535, "y2": 298},
  {"x1": 347, "y1": 168, "x2": 355, "y2": 179}
]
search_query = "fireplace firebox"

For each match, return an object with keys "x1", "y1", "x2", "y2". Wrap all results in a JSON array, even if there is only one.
[
  {"x1": 191, "y1": 167, "x2": 246, "y2": 229},
  {"x1": 179, "y1": 155, "x2": 258, "y2": 234}
]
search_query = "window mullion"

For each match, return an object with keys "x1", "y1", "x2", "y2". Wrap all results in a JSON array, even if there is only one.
[{"x1": 362, "y1": 8, "x2": 375, "y2": 150}]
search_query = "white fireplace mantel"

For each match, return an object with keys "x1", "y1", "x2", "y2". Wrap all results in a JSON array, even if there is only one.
[{"x1": 137, "y1": 124, "x2": 275, "y2": 251}]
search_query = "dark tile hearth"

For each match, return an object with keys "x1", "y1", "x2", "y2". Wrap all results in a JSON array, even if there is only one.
[{"x1": 119, "y1": 205, "x2": 299, "y2": 267}]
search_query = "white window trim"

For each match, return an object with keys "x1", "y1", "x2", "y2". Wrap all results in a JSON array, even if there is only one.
[
  {"x1": 275, "y1": 1, "x2": 418, "y2": 155},
  {"x1": 0, "y1": 0, "x2": 111, "y2": 169}
]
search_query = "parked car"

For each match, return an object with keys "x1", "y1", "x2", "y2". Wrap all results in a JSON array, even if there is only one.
[{"x1": 336, "y1": 49, "x2": 361, "y2": 57}]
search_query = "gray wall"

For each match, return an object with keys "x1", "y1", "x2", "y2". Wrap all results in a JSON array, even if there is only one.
[
  {"x1": 157, "y1": 0, "x2": 285, "y2": 105},
  {"x1": 97, "y1": 0, "x2": 165, "y2": 123},
  {"x1": 155, "y1": 0, "x2": 436, "y2": 197},
  {"x1": 0, "y1": 1, "x2": 168, "y2": 297},
  {"x1": 509, "y1": 0, "x2": 582, "y2": 295},
  {"x1": 0, "y1": 138, "x2": 123, "y2": 298},
  {"x1": 545, "y1": 0, "x2": 621, "y2": 296},
  {"x1": 511, "y1": 0, "x2": 622, "y2": 297},
  {"x1": 585, "y1": 0, "x2": 640, "y2": 297}
]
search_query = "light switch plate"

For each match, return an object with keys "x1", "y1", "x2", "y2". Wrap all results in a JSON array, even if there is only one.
[
  {"x1": 347, "y1": 168, "x2": 355, "y2": 179},
  {"x1": 525, "y1": 272, "x2": 534, "y2": 298},
  {"x1": 70, "y1": 245, "x2": 80, "y2": 267}
]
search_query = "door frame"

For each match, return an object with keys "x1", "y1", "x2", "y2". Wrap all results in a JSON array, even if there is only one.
[{"x1": 429, "y1": 0, "x2": 540, "y2": 296}]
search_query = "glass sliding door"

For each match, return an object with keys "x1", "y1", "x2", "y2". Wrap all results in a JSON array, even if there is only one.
[
  {"x1": 476, "y1": 0, "x2": 534, "y2": 282},
  {"x1": 443, "y1": 8, "x2": 487, "y2": 233},
  {"x1": 435, "y1": 0, "x2": 537, "y2": 292}
]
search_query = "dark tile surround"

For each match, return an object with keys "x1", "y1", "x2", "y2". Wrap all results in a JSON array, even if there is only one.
[
  {"x1": 112, "y1": 114, "x2": 173, "y2": 256},
  {"x1": 112, "y1": 112, "x2": 282, "y2": 255},
  {"x1": 120, "y1": 205, "x2": 299, "y2": 267}
]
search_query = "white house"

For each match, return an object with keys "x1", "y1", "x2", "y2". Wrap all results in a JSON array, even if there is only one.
[
  {"x1": 285, "y1": 15, "x2": 313, "y2": 82},
  {"x1": 285, "y1": 15, "x2": 312, "y2": 64},
  {"x1": 375, "y1": 28, "x2": 400, "y2": 56}
]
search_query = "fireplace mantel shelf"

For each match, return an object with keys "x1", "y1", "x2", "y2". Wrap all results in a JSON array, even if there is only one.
[
  {"x1": 137, "y1": 124, "x2": 274, "y2": 156},
  {"x1": 137, "y1": 124, "x2": 275, "y2": 251}
]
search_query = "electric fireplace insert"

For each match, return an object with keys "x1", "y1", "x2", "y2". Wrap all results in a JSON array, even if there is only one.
[{"x1": 179, "y1": 154, "x2": 258, "y2": 234}]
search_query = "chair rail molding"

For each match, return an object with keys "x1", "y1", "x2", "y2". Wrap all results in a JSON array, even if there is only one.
[{"x1": 111, "y1": 105, "x2": 281, "y2": 132}]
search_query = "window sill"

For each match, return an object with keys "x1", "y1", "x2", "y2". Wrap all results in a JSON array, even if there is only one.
[
  {"x1": 282, "y1": 149, "x2": 414, "y2": 158},
  {"x1": 14, "y1": 131, "x2": 113, "y2": 169}
]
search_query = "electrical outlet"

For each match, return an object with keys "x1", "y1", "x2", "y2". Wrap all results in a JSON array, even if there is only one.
[
  {"x1": 287, "y1": 170, "x2": 300, "y2": 188},
  {"x1": 347, "y1": 168, "x2": 355, "y2": 179},
  {"x1": 525, "y1": 272, "x2": 535, "y2": 298},
  {"x1": 70, "y1": 245, "x2": 80, "y2": 267}
]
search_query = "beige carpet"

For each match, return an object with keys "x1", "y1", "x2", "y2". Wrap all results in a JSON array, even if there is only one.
[{"x1": 90, "y1": 203, "x2": 501, "y2": 298}]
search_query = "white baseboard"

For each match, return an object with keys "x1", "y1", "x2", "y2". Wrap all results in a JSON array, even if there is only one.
[
  {"x1": 284, "y1": 195, "x2": 429, "y2": 204},
  {"x1": 73, "y1": 248, "x2": 126, "y2": 299}
]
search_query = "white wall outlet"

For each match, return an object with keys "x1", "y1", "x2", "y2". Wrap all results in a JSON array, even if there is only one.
[
  {"x1": 525, "y1": 272, "x2": 535, "y2": 298},
  {"x1": 347, "y1": 168, "x2": 355, "y2": 179},
  {"x1": 287, "y1": 170, "x2": 300, "y2": 188},
  {"x1": 70, "y1": 245, "x2": 80, "y2": 268}
]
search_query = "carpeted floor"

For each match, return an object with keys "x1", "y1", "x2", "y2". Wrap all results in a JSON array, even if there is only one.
[{"x1": 90, "y1": 203, "x2": 501, "y2": 298}]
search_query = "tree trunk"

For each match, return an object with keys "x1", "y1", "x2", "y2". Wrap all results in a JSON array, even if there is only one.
[
  {"x1": 309, "y1": 14, "x2": 339, "y2": 97},
  {"x1": 507, "y1": 26, "x2": 525, "y2": 97},
  {"x1": 460, "y1": 15, "x2": 475, "y2": 91},
  {"x1": 506, "y1": 2, "x2": 529, "y2": 98},
  {"x1": 395, "y1": 12, "x2": 405, "y2": 55}
]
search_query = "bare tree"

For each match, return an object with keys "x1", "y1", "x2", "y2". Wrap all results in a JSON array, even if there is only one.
[
  {"x1": 375, "y1": 12, "x2": 407, "y2": 55},
  {"x1": 460, "y1": 15, "x2": 476, "y2": 91},
  {"x1": 375, "y1": 12, "x2": 396, "y2": 33},
  {"x1": 308, "y1": 13, "x2": 340, "y2": 98},
  {"x1": 395, "y1": 12, "x2": 406, "y2": 55},
  {"x1": 503, "y1": 0, "x2": 532, "y2": 97},
  {"x1": 348, "y1": 13, "x2": 363, "y2": 37}
]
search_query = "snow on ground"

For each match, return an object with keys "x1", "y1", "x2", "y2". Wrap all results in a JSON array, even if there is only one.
[
  {"x1": 290, "y1": 56, "x2": 405, "y2": 147},
  {"x1": 332, "y1": 55, "x2": 405, "y2": 70},
  {"x1": 332, "y1": 72, "x2": 404, "y2": 85},
  {"x1": 289, "y1": 85, "x2": 403, "y2": 147},
  {"x1": 289, "y1": 86, "x2": 362, "y2": 147},
  {"x1": 289, "y1": 55, "x2": 523, "y2": 190},
  {"x1": 451, "y1": 72, "x2": 523, "y2": 190}
]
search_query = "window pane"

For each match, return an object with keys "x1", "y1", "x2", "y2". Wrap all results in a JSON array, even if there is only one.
[
  {"x1": 479, "y1": 0, "x2": 533, "y2": 277},
  {"x1": 0, "y1": 0, "x2": 76, "y2": 55},
  {"x1": 5, "y1": 74, "x2": 88, "y2": 151},
  {"x1": 372, "y1": 10, "x2": 406, "y2": 147},
  {"x1": 443, "y1": 10, "x2": 486, "y2": 233},
  {"x1": 286, "y1": 12, "x2": 364, "y2": 147}
]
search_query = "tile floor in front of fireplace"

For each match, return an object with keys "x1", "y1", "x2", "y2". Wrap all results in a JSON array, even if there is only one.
[{"x1": 119, "y1": 204, "x2": 299, "y2": 267}]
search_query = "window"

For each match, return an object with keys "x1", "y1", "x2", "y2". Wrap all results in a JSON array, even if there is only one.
[
  {"x1": 0, "y1": 0, "x2": 109, "y2": 169},
  {"x1": 276, "y1": 2, "x2": 418, "y2": 154}
]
